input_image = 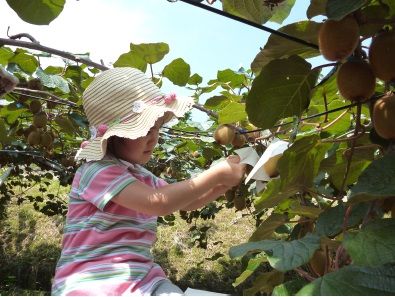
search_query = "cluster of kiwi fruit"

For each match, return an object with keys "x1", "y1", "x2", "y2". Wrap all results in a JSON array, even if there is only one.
[
  {"x1": 318, "y1": 14, "x2": 395, "y2": 141},
  {"x1": 213, "y1": 124, "x2": 247, "y2": 148},
  {"x1": 22, "y1": 99, "x2": 54, "y2": 149}
]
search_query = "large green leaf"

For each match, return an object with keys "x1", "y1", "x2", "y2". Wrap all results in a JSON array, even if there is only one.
[
  {"x1": 343, "y1": 218, "x2": 395, "y2": 267},
  {"x1": 307, "y1": 0, "x2": 327, "y2": 18},
  {"x1": 36, "y1": 68, "x2": 70, "y2": 93},
  {"x1": 326, "y1": 0, "x2": 366, "y2": 20},
  {"x1": 249, "y1": 213, "x2": 288, "y2": 242},
  {"x1": 269, "y1": 0, "x2": 296, "y2": 24},
  {"x1": 297, "y1": 265, "x2": 395, "y2": 295},
  {"x1": 320, "y1": 147, "x2": 372, "y2": 191},
  {"x1": 222, "y1": 0, "x2": 272, "y2": 24},
  {"x1": 315, "y1": 202, "x2": 369, "y2": 237},
  {"x1": 254, "y1": 179, "x2": 299, "y2": 211},
  {"x1": 278, "y1": 135, "x2": 330, "y2": 189},
  {"x1": 273, "y1": 279, "x2": 308, "y2": 296},
  {"x1": 229, "y1": 233, "x2": 320, "y2": 272},
  {"x1": 6, "y1": 0, "x2": 65, "y2": 25},
  {"x1": 0, "y1": 47, "x2": 14, "y2": 66},
  {"x1": 131, "y1": 42, "x2": 169, "y2": 64},
  {"x1": 217, "y1": 69, "x2": 246, "y2": 89},
  {"x1": 162, "y1": 58, "x2": 191, "y2": 86},
  {"x1": 243, "y1": 270, "x2": 284, "y2": 295},
  {"x1": 218, "y1": 102, "x2": 246, "y2": 124},
  {"x1": 251, "y1": 21, "x2": 321, "y2": 72},
  {"x1": 349, "y1": 154, "x2": 395, "y2": 204},
  {"x1": 233, "y1": 253, "x2": 267, "y2": 287},
  {"x1": 246, "y1": 55, "x2": 319, "y2": 129},
  {"x1": 113, "y1": 51, "x2": 147, "y2": 72},
  {"x1": 8, "y1": 51, "x2": 38, "y2": 74}
]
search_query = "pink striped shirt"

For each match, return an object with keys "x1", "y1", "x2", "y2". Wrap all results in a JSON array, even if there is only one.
[{"x1": 52, "y1": 156, "x2": 167, "y2": 295}]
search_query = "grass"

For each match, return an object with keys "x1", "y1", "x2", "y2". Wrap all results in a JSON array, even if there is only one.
[{"x1": 0, "y1": 179, "x2": 259, "y2": 295}]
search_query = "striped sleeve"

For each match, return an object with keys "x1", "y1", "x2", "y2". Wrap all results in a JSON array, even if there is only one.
[{"x1": 77, "y1": 161, "x2": 136, "y2": 210}]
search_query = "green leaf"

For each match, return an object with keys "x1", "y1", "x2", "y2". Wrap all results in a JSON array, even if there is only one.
[
  {"x1": 204, "y1": 95, "x2": 228, "y2": 111},
  {"x1": 6, "y1": 0, "x2": 65, "y2": 25},
  {"x1": 217, "y1": 69, "x2": 246, "y2": 89},
  {"x1": 315, "y1": 202, "x2": 369, "y2": 237},
  {"x1": 320, "y1": 147, "x2": 372, "y2": 191},
  {"x1": 297, "y1": 264, "x2": 395, "y2": 295},
  {"x1": 326, "y1": 0, "x2": 366, "y2": 20},
  {"x1": 218, "y1": 102, "x2": 246, "y2": 124},
  {"x1": 254, "y1": 179, "x2": 299, "y2": 211},
  {"x1": 188, "y1": 73, "x2": 203, "y2": 85},
  {"x1": 273, "y1": 279, "x2": 308, "y2": 296},
  {"x1": 246, "y1": 55, "x2": 319, "y2": 129},
  {"x1": 222, "y1": 0, "x2": 272, "y2": 24},
  {"x1": 251, "y1": 21, "x2": 321, "y2": 72},
  {"x1": 131, "y1": 42, "x2": 169, "y2": 64},
  {"x1": 343, "y1": 218, "x2": 395, "y2": 267},
  {"x1": 162, "y1": 58, "x2": 191, "y2": 87},
  {"x1": 233, "y1": 254, "x2": 267, "y2": 287},
  {"x1": 349, "y1": 154, "x2": 395, "y2": 204},
  {"x1": 229, "y1": 233, "x2": 320, "y2": 272},
  {"x1": 113, "y1": 51, "x2": 147, "y2": 72},
  {"x1": 249, "y1": 213, "x2": 288, "y2": 242},
  {"x1": 269, "y1": 0, "x2": 296, "y2": 24},
  {"x1": 278, "y1": 135, "x2": 330, "y2": 189},
  {"x1": 243, "y1": 270, "x2": 284, "y2": 296},
  {"x1": 9, "y1": 52, "x2": 38, "y2": 74},
  {"x1": 307, "y1": 0, "x2": 327, "y2": 18},
  {"x1": 0, "y1": 47, "x2": 14, "y2": 66},
  {"x1": 36, "y1": 68, "x2": 70, "y2": 93}
]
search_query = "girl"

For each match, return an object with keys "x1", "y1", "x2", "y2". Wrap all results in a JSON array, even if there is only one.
[{"x1": 51, "y1": 67, "x2": 246, "y2": 296}]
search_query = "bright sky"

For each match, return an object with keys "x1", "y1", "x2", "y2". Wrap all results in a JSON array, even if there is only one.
[{"x1": 0, "y1": 0, "x2": 316, "y2": 121}]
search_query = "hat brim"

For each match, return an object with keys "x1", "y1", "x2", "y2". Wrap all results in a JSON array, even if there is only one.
[{"x1": 76, "y1": 96, "x2": 193, "y2": 161}]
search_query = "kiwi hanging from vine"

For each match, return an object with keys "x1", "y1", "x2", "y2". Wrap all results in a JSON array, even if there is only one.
[
  {"x1": 336, "y1": 58, "x2": 376, "y2": 102},
  {"x1": 318, "y1": 15, "x2": 360, "y2": 61},
  {"x1": 372, "y1": 92, "x2": 395, "y2": 140},
  {"x1": 369, "y1": 29, "x2": 395, "y2": 82}
]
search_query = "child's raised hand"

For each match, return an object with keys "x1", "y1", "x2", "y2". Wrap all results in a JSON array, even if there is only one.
[{"x1": 210, "y1": 155, "x2": 246, "y2": 187}]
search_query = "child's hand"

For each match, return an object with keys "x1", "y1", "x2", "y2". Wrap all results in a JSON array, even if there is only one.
[{"x1": 211, "y1": 155, "x2": 246, "y2": 187}]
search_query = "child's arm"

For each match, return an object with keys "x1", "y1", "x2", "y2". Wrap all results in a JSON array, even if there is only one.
[
  {"x1": 112, "y1": 155, "x2": 245, "y2": 216},
  {"x1": 179, "y1": 184, "x2": 229, "y2": 211}
]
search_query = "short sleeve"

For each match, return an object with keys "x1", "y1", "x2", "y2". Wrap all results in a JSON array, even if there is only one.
[{"x1": 77, "y1": 161, "x2": 136, "y2": 211}]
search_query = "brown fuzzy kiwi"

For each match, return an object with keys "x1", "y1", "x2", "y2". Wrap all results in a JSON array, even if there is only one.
[
  {"x1": 27, "y1": 78, "x2": 43, "y2": 90},
  {"x1": 33, "y1": 112, "x2": 48, "y2": 128},
  {"x1": 214, "y1": 124, "x2": 235, "y2": 145},
  {"x1": 369, "y1": 30, "x2": 395, "y2": 82},
  {"x1": 225, "y1": 189, "x2": 236, "y2": 202},
  {"x1": 233, "y1": 195, "x2": 246, "y2": 210},
  {"x1": 372, "y1": 92, "x2": 395, "y2": 140},
  {"x1": 29, "y1": 100, "x2": 42, "y2": 114},
  {"x1": 318, "y1": 15, "x2": 360, "y2": 61},
  {"x1": 336, "y1": 59, "x2": 376, "y2": 101},
  {"x1": 232, "y1": 133, "x2": 246, "y2": 148},
  {"x1": 40, "y1": 131, "x2": 53, "y2": 148},
  {"x1": 27, "y1": 130, "x2": 41, "y2": 146}
]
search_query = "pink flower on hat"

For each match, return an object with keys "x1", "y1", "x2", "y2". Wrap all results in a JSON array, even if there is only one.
[
  {"x1": 164, "y1": 93, "x2": 176, "y2": 105},
  {"x1": 80, "y1": 140, "x2": 90, "y2": 148},
  {"x1": 97, "y1": 124, "x2": 108, "y2": 137}
]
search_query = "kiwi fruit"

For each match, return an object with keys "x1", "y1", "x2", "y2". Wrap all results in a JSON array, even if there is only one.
[
  {"x1": 263, "y1": 154, "x2": 282, "y2": 178},
  {"x1": 309, "y1": 249, "x2": 327, "y2": 277},
  {"x1": 40, "y1": 131, "x2": 53, "y2": 148},
  {"x1": 233, "y1": 195, "x2": 246, "y2": 211},
  {"x1": 27, "y1": 78, "x2": 43, "y2": 90},
  {"x1": 372, "y1": 92, "x2": 395, "y2": 140},
  {"x1": 318, "y1": 15, "x2": 360, "y2": 61},
  {"x1": 29, "y1": 100, "x2": 42, "y2": 114},
  {"x1": 225, "y1": 189, "x2": 236, "y2": 202},
  {"x1": 214, "y1": 124, "x2": 235, "y2": 145},
  {"x1": 336, "y1": 59, "x2": 376, "y2": 101},
  {"x1": 33, "y1": 112, "x2": 48, "y2": 128},
  {"x1": 27, "y1": 130, "x2": 41, "y2": 146},
  {"x1": 232, "y1": 133, "x2": 246, "y2": 148},
  {"x1": 369, "y1": 30, "x2": 395, "y2": 82}
]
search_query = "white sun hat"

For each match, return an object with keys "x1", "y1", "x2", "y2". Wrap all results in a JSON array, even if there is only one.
[{"x1": 75, "y1": 67, "x2": 194, "y2": 161}]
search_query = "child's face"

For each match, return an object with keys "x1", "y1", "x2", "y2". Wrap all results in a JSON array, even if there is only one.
[{"x1": 112, "y1": 116, "x2": 166, "y2": 164}]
